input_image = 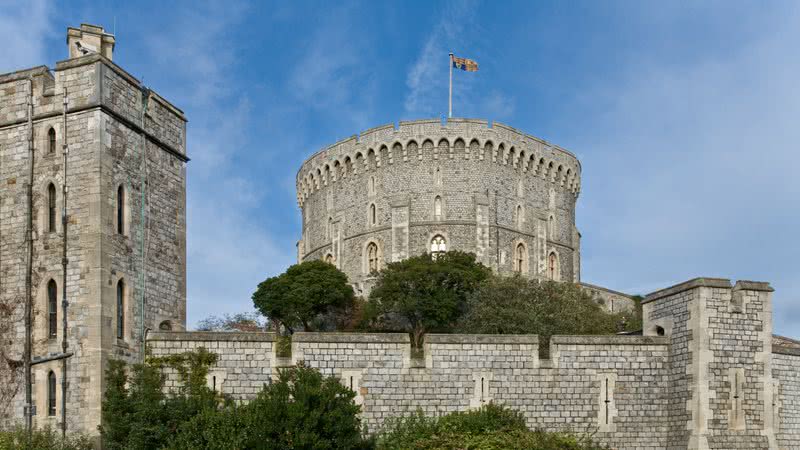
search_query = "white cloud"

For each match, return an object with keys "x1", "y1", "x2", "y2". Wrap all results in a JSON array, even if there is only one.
[{"x1": 0, "y1": 0, "x2": 54, "y2": 73}]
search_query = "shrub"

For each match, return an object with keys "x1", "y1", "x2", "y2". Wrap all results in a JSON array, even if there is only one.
[
  {"x1": 0, "y1": 426, "x2": 93, "y2": 450},
  {"x1": 376, "y1": 404, "x2": 607, "y2": 450},
  {"x1": 99, "y1": 349, "x2": 219, "y2": 450},
  {"x1": 166, "y1": 363, "x2": 370, "y2": 450}
]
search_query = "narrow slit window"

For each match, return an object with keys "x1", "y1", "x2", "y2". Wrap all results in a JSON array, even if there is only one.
[
  {"x1": 117, "y1": 185, "x2": 125, "y2": 235},
  {"x1": 370, "y1": 204, "x2": 376, "y2": 225},
  {"x1": 116, "y1": 279, "x2": 125, "y2": 339},
  {"x1": 47, "y1": 279, "x2": 57, "y2": 338},
  {"x1": 47, "y1": 371, "x2": 56, "y2": 416},
  {"x1": 434, "y1": 196, "x2": 442, "y2": 220},
  {"x1": 47, "y1": 183, "x2": 57, "y2": 233}
]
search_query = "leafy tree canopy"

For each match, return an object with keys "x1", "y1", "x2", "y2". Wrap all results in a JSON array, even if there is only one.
[
  {"x1": 367, "y1": 251, "x2": 491, "y2": 348},
  {"x1": 252, "y1": 260, "x2": 354, "y2": 333},
  {"x1": 457, "y1": 276, "x2": 631, "y2": 357},
  {"x1": 195, "y1": 312, "x2": 267, "y2": 332}
]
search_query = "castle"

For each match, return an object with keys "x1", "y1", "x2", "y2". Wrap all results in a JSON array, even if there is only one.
[{"x1": 3, "y1": 24, "x2": 800, "y2": 450}]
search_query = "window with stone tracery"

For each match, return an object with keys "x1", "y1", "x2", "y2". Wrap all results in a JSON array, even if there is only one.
[
  {"x1": 430, "y1": 235, "x2": 447, "y2": 259},
  {"x1": 366, "y1": 243, "x2": 379, "y2": 273}
]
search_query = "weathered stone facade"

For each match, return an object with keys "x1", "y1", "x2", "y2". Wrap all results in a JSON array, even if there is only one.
[
  {"x1": 296, "y1": 119, "x2": 581, "y2": 294},
  {"x1": 149, "y1": 278, "x2": 800, "y2": 449},
  {"x1": 0, "y1": 24, "x2": 187, "y2": 435}
]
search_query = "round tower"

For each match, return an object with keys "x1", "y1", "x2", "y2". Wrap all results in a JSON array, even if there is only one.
[{"x1": 296, "y1": 118, "x2": 581, "y2": 295}]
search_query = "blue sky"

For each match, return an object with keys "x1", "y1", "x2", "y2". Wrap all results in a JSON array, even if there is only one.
[{"x1": 2, "y1": 0, "x2": 799, "y2": 336}]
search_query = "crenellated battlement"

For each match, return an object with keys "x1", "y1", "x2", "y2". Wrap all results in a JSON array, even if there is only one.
[{"x1": 296, "y1": 118, "x2": 581, "y2": 207}]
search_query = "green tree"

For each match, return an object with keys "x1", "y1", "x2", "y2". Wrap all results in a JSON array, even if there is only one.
[
  {"x1": 252, "y1": 260, "x2": 355, "y2": 333},
  {"x1": 195, "y1": 312, "x2": 267, "y2": 332},
  {"x1": 367, "y1": 251, "x2": 491, "y2": 349},
  {"x1": 457, "y1": 276, "x2": 627, "y2": 357}
]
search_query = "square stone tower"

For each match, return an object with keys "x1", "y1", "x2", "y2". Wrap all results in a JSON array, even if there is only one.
[{"x1": 0, "y1": 24, "x2": 188, "y2": 435}]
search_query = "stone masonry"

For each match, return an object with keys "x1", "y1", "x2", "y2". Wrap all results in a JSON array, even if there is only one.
[
  {"x1": 296, "y1": 119, "x2": 582, "y2": 295},
  {"x1": 150, "y1": 278, "x2": 800, "y2": 450},
  {"x1": 0, "y1": 24, "x2": 187, "y2": 435}
]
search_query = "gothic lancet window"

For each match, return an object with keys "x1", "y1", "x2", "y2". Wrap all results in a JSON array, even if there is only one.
[
  {"x1": 48, "y1": 128, "x2": 56, "y2": 154},
  {"x1": 369, "y1": 204, "x2": 376, "y2": 225},
  {"x1": 548, "y1": 252, "x2": 558, "y2": 281},
  {"x1": 434, "y1": 196, "x2": 443, "y2": 220},
  {"x1": 516, "y1": 205, "x2": 523, "y2": 229},
  {"x1": 515, "y1": 244, "x2": 526, "y2": 274},
  {"x1": 47, "y1": 279, "x2": 57, "y2": 338}
]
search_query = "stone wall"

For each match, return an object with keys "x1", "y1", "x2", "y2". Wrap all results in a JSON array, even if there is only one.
[
  {"x1": 149, "y1": 331, "x2": 670, "y2": 449},
  {"x1": 772, "y1": 346, "x2": 800, "y2": 448},
  {"x1": 295, "y1": 119, "x2": 582, "y2": 293},
  {"x1": 581, "y1": 281, "x2": 637, "y2": 314}
]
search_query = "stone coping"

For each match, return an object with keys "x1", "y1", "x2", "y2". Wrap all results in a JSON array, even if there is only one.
[
  {"x1": 0, "y1": 65, "x2": 51, "y2": 84},
  {"x1": 580, "y1": 282, "x2": 633, "y2": 298},
  {"x1": 551, "y1": 335, "x2": 669, "y2": 346},
  {"x1": 733, "y1": 280, "x2": 774, "y2": 292},
  {"x1": 148, "y1": 331, "x2": 277, "y2": 342},
  {"x1": 292, "y1": 332, "x2": 410, "y2": 344},
  {"x1": 773, "y1": 345, "x2": 800, "y2": 357},
  {"x1": 425, "y1": 334, "x2": 538, "y2": 344},
  {"x1": 642, "y1": 277, "x2": 732, "y2": 304}
]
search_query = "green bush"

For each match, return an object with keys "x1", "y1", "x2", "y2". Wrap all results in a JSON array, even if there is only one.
[
  {"x1": 0, "y1": 426, "x2": 93, "y2": 450},
  {"x1": 375, "y1": 404, "x2": 606, "y2": 450},
  {"x1": 99, "y1": 349, "x2": 220, "y2": 450},
  {"x1": 166, "y1": 363, "x2": 370, "y2": 450}
]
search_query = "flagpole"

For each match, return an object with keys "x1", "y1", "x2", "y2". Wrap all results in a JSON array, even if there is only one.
[{"x1": 448, "y1": 52, "x2": 453, "y2": 118}]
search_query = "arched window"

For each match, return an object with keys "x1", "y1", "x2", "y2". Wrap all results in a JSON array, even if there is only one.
[
  {"x1": 47, "y1": 371, "x2": 56, "y2": 416},
  {"x1": 369, "y1": 204, "x2": 376, "y2": 226},
  {"x1": 159, "y1": 320, "x2": 173, "y2": 331},
  {"x1": 368, "y1": 176, "x2": 376, "y2": 195},
  {"x1": 548, "y1": 252, "x2": 559, "y2": 281},
  {"x1": 116, "y1": 279, "x2": 125, "y2": 340},
  {"x1": 434, "y1": 196, "x2": 443, "y2": 220},
  {"x1": 516, "y1": 205, "x2": 524, "y2": 229},
  {"x1": 434, "y1": 166, "x2": 442, "y2": 186},
  {"x1": 47, "y1": 183, "x2": 57, "y2": 233},
  {"x1": 430, "y1": 235, "x2": 447, "y2": 259},
  {"x1": 548, "y1": 214, "x2": 555, "y2": 238},
  {"x1": 117, "y1": 185, "x2": 125, "y2": 235},
  {"x1": 366, "y1": 243, "x2": 379, "y2": 273},
  {"x1": 515, "y1": 244, "x2": 526, "y2": 274},
  {"x1": 327, "y1": 217, "x2": 333, "y2": 240},
  {"x1": 48, "y1": 128, "x2": 56, "y2": 154},
  {"x1": 47, "y1": 279, "x2": 57, "y2": 338},
  {"x1": 325, "y1": 253, "x2": 334, "y2": 264}
]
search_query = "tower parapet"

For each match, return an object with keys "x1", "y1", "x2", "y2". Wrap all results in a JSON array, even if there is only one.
[{"x1": 295, "y1": 118, "x2": 581, "y2": 293}]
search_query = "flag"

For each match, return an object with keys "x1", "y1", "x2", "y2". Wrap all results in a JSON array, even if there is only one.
[{"x1": 452, "y1": 55, "x2": 478, "y2": 72}]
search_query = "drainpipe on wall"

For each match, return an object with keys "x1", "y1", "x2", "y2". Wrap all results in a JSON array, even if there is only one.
[
  {"x1": 24, "y1": 76, "x2": 34, "y2": 448},
  {"x1": 60, "y1": 89, "x2": 69, "y2": 438}
]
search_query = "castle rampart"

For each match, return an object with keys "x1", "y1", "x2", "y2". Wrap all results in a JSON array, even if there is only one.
[
  {"x1": 148, "y1": 277, "x2": 800, "y2": 449},
  {"x1": 296, "y1": 118, "x2": 582, "y2": 294}
]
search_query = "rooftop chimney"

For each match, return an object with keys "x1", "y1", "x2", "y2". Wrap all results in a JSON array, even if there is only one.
[{"x1": 67, "y1": 24, "x2": 115, "y2": 60}]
